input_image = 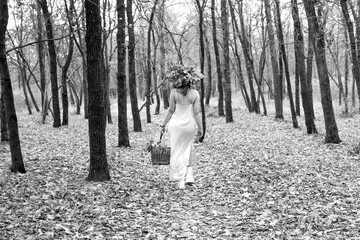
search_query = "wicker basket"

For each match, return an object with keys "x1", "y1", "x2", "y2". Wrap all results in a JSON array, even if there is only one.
[
  {"x1": 151, "y1": 145, "x2": 171, "y2": 165},
  {"x1": 151, "y1": 132, "x2": 171, "y2": 165}
]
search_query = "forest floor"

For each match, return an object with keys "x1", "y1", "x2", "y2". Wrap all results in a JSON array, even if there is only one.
[{"x1": 1, "y1": 92, "x2": 360, "y2": 240}]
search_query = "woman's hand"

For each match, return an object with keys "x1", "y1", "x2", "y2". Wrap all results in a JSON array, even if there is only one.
[{"x1": 196, "y1": 129, "x2": 202, "y2": 137}]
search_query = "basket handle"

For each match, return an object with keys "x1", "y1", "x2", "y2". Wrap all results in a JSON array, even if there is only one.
[{"x1": 158, "y1": 132, "x2": 164, "y2": 144}]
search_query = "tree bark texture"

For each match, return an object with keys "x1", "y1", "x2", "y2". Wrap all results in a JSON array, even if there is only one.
[
  {"x1": 195, "y1": 0, "x2": 207, "y2": 143},
  {"x1": 304, "y1": 0, "x2": 341, "y2": 143},
  {"x1": 61, "y1": 0, "x2": 75, "y2": 126},
  {"x1": 211, "y1": 0, "x2": 224, "y2": 116},
  {"x1": 0, "y1": 0, "x2": 26, "y2": 173},
  {"x1": 341, "y1": 0, "x2": 360, "y2": 109},
  {"x1": 36, "y1": 1, "x2": 47, "y2": 115},
  {"x1": 264, "y1": 0, "x2": 283, "y2": 119},
  {"x1": 291, "y1": 0, "x2": 317, "y2": 134},
  {"x1": 117, "y1": 0, "x2": 130, "y2": 147},
  {"x1": 275, "y1": 0, "x2": 298, "y2": 128},
  {"x1": 221, "y1": 0, "x2": 233, "y2": 122},
  {"x1": 40, "y1": 0, "x2": 61, "y2": 127},
  {"x1": 0, "y1": 93, "x2": 8, "y2": 142},
  {"x1": 126, "y1": 0, "x2": 142, "y2": 132},
  {"x1": 85, "y1": 0, "x2": 110, "y2": 181}
]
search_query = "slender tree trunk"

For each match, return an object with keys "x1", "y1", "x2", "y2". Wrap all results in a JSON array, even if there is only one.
[
  {"x1": 195, "y1": 0, "x2": 207, "y2": 142},
  {"x1": 40, "y1": 0, "x2": 61, "y2": 127},
  {"x1": 117, "y1": 0, "x2": 130, "y2": 147},
  {"x1": 237, "y1": 1, "x2": 258, "y2": 113},
  {"x1": 204, "y1": 28, "x2": 212, "y2": 106},
  {"x1": 36, "y1": 1, "x2": 47, "y2": 116},
  {"x1": 306, "y1": 19, "x2": 315, "y2": 119},
  {"x1": 229, "y1": 0, "x2": 250, "y2": 111},
  {"x1": 102, "y1": 0, "x2": 112, "y2": 124},
  {"x1": 17, "y1": 53, "x2": 32, "y2": 115},
  {"x1": 264, "y1": 0, "x2": 283, "y2": 119},
  {"x1": 26, "y1": 77, "x2": 40, "y2": 112},
  {"x1": 61, "y1": 0, "x2": 75, "y2": 126},
  {"x1": 126, "y1": 0, "x2": 142, "y2": 132},
  {"x1": 159, "y1": 0, "x2": 169, "y2": 109},
  {"x1": 304, "y1": 0, "x2": 340, "y2": 143},
  {"x1": 291, "y1": 0, "x2": 317, "y2": 134},
  {"x1": 275, "y1": 0, "x2": 297, "y2": 128},
  {"x1": 145, "y1": 0, "x2": 158, "y2": 123},
  {"x1": 211, "y1": 0, "x2": 224, "y2": 116},
  {"x1": 341, "y1": 0, "x2": 360, "y2": 110},
  {"x1": 85, "y1": 0, "x2": 110, "y2": 181},
  {"x1": 221, "y1": 0, "x2": 233, "y2": 122},
  {"x1": 0, "y1": 1, "x2": 25, "y2": 173},
  {"x1": 152, "y1": 31, "x2": 160, "y2": 115}
]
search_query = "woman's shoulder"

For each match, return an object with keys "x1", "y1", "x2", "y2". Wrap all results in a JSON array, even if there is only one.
[{"x1": 190, "y1": 89, "x2": 200, "y2": 97}]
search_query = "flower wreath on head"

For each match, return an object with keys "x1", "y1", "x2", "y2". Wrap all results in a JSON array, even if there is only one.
[{"x1": 165, "y1": 65, "x2": 204, "y2": 88}]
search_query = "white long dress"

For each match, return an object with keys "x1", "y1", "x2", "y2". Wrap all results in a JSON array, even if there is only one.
[{"x1": 168, "y1": 96, "x2": 197, "y2": 181}]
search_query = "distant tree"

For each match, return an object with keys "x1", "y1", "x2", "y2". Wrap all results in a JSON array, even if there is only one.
[
  {"x1": 341, "y1": 0, "x2": 360, "y2": 110},
  {"x1": 117, "y1": 0, "x2": 130, "y2": 147},
  {"x1": 0, "y1": 0, "x2": 26, "y2": 173},
  {"x1": 211, "y1": 0, "x2": 224, "y2": 116},
  {"x1": 35, "y1": 1, "x2": 48, "y2": 123},
  {"x1": 291, "y1": 0, "x2": 317, "y2": 134},
  {"x1": 204, "y1": 27, "x2": 212, "y2": 106},
  {"x1": 264, "y1": 0, "x2": 283, "y2": 119},
  {"x1": 85, "y1": 0, "x2": 110, "y2": 181},
  {"x1": 195, "y1": 0, "x2": 207, "y2": 142},
  {"x1": 61, "y1": 0, "x2": 75, "y2": 126},
  {"x1": 221, "y1": 0, "x2": 233, "y2": 123},
  {"x1": 127, "y1": 0, "x2": 142, "y2": 132},
  {"x1": 39, "y1": 0, "x2": 61, "y2": 127},
  {"x1": 145, "y1": 0, "x2": 159, "y2": 123},
  {"x1": 303, "y1": 0, "x2": 341, "y2": 143},
  {"x1": 275, "y1": 0, "x2": 297, "y2": 128},
  {"x1": 236, "y1": 0, "x2": 259, "y2": 113},
  {"x1": 158, "y1": 0, "x2": 169, "y2": 109}
]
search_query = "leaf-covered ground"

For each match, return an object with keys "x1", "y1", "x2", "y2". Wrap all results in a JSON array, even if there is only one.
[{"x1": 1, "y1": 94, "x2": 360, "y2": 239}]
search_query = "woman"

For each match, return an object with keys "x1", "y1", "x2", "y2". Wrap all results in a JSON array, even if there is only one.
[{"x1": 160, "y1": 81, "x2": 202, "y2": 189}]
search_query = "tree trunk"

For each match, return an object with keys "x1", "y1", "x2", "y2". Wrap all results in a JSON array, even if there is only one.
[
  {"x1": 126, "y1": 0, "x2": 142, "y2": 132},
  {"x1": 85, "y1": 0, "x2": 111, "y2": 181},
  {"x1": 102, "y1": 0, "x2": 112, "y2": 124},
  {"x1": 40, "y1": 0, "x2": 61, "y2": 128},
  {"x1": 17, "y1": 53, "x2": 32, "y2": 115},
  {"x1": 0, "y1": 93, "x2": 8, "y2": 142},
  {"x1": 295, "y1": 66, "x2": 301, "y2": 115},
  {"x1": 237, "y1": 0, "x2": 258, "y2": 113},
  {"x1": 275, "y1": 0, "x2": 298, "y2": 128},
  {"x1": 306, "y1": 16, "x2": 315, "y2": 119},
  {"x1": 341, "y1": 0, "x2": 360, "y2": 110},
  {"x1": 159, "y1": 0, "x2": 169, "y2": 110},
  {"x1": 291, "y1": 0, "x2": 317, "y2": 134},
  {"x1": 0, "y1": 1, "x2": 26, "y2": 173},
  {"x1": 152, "y1": 31, "x2": 160, "y2": 115},
  {"x1": 36, "y1": 1, "x2": 47, "y2": 116},
  {"x1": 204, "y1": 28, "x2": 212, "y2": 107},
  {"x1": 145, "y1": 0, "x2": 158, "y2": 123},
  {"x1": 117, "y1": 0, "x2": 130, "y2": 147},
  {"x1": 304, "y1": 0, "x2": 341, "y2": 143},
  {"x1": 195, "y1": 0, "x2": 207, "y2": 143},
  {"x1": 61, "y1": 0, "x2": 75, "y2": 126},
  {"x1": 211, "y1": 0, "x2": 224, "y2": 116},
  {"x1": 221, "y1": 0, "x2": 233, "y2": 122},
  {"x1": 229, "y1": 0, "x2": 250, "y2": 111},
  {"x1": 264, "y1": 0, "x2": 283, "y2": 119}
]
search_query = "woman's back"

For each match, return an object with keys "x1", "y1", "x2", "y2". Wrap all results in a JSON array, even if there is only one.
[{"x1": 173, "y1": 88, "x2": 196, "y2": 106}]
